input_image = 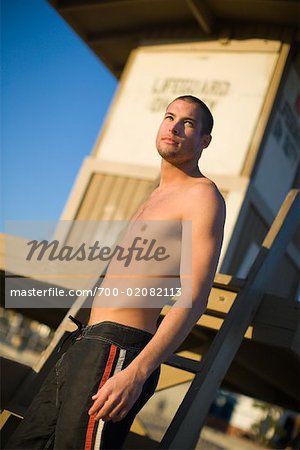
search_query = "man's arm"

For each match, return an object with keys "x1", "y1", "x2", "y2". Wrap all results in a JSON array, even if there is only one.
[{"x1": 89, "y1": 184, "x2": 226, "y2": 422}]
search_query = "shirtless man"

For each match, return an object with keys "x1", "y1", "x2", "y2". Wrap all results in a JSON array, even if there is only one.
[
  {"x1": 7, "y1": 95, "x2": 225, "y2": 449},
  {"x1": 88, "y1": 96, "x2": 225, "y2": 423}
]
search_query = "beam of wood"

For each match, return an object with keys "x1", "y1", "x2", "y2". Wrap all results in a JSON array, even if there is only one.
[
  {"x1": 213, "y1": 273, "x2": 245, "y2": 291},
  {"x1": 164, "y1": 354, "x2": 201, "y2": 374},
  {"x1": 161, "y1": 306, "x2": 254, "y2": 339},
  {"x1": 152, "y1": 350, "x2": 200, "y2": 392},
  {"x1": 56, "y1": 0, "x2": 150, "y2": 12},
  {"x1": 88, "y1": 23, "x2": 203, "y2": 46},
  {"x1": 206, "y1": 288, "x2": 237, "y2": 314},
  {"x1": 0, "y1": 410, "x2": 23, "y2": 430},
  {"x1": 186, "y1": 0, "x2": 214, "y2": 34},
  {"x1": 0, "y1": 410, "x2": 12, "y2": 429},
  {"x1": 241, "y1": 42, "x2": 290, "y2": 176},
  {"x1": 157, "y1": 365, "x2": 194, "y2": 392},
  {"x1": 158, "y1": 189, "x2": 300, "y2": 449},
  {"x1": 89, "y1": 28, "x2": 154, "y2": 45}
]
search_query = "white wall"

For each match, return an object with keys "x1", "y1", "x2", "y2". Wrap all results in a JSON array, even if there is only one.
[{"x1": 94, "y1": 41, "x2": 279, "y2": 177}]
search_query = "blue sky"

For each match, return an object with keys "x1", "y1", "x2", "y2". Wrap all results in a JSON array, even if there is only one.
[{"x1": 1, "y1": 0, "x2": 118, "y2": 232}]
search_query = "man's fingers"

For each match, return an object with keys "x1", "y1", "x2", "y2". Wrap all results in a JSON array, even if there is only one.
[
  {"x1": 94, "y1": 404, "x2": 111, "y2": 419},
  {"x1": 98, "y1": 409, "x2": 126, "y2": 423},
  {"x1": 89, "y1": 389, "x2": 110, "y2": 415},
  {"x1": 95, "y1": 401, "x2": 125, "y2": 421},
  {"x1": 105, "y1": 403, "x2": 128, "y2": 423},
  {"x1": 92, "y1": 386, "x2": 110, "y2": 401},
  {"x1": 91, "y1": 396, "x2": 121, "y2": 419},
  {"x1": 89, "y1": 398, "x2": 106, "y2": 416}
]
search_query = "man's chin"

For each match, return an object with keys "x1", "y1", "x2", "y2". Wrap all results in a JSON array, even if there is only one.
[{"x1": 157, "y1": 150, "x2": 178, "y2": 160}]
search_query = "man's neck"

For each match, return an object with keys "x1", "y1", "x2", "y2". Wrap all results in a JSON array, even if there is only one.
[{"x1": 158, "y1": 159, "x2": 205, "y2": 188}]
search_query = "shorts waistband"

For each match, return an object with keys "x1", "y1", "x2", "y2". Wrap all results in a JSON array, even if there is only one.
[{"x1": 81, "y1": 320, "x2": 155, "y2": 349}]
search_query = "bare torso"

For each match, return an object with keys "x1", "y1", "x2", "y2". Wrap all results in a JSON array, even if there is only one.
[{"x1": 88, "y1": 177, "x2": 217, "y2": 333}]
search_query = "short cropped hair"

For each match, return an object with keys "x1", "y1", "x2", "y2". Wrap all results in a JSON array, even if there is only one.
[{"x1": 170, "y1": 95, "x2": 214, "y2": 136}]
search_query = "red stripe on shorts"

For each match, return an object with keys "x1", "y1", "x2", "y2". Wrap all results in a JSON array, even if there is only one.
[{"x1": 84, "y1": 344, "x2": 118, "y2": 450}]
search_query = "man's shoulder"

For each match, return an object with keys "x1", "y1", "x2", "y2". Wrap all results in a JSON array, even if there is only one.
[
  {"x1": 182, "y1": 178, "x2": 226, "y2": 219},
  {"x1": 187, "y1": 178, "x2": 225, "y2": 205}
]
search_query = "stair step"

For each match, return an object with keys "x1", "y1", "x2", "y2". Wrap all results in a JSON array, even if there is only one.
[{"x1": 165, "y1": 354, "x2": 201, "y2": 373}]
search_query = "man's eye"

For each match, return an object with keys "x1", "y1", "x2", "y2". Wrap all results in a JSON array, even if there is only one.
[{"x1": 185, "y1": 120, "x2": 194, "y2": 127}]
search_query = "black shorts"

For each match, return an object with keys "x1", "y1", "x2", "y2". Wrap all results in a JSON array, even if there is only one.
[{"x1": 6, "y1": 320, "x2": 160, "y2": 449}]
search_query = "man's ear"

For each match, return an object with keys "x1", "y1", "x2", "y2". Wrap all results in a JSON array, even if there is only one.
[{"x1": 201, "y1": 134, "x2": 212, "y2": 149}]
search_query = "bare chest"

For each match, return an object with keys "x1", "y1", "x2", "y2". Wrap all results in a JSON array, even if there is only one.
[{"x1": 131, "y1": 190, "x2": 181, "y2": 222}]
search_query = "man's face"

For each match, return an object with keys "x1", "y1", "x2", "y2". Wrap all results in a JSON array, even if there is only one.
[{"x1": 156, "y1": 99, "x2": 208, "y2": 164}]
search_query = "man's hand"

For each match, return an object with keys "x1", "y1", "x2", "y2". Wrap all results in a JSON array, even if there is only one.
[{"x1": 88, "y1": 367, "x2": 145, "y2": 422}]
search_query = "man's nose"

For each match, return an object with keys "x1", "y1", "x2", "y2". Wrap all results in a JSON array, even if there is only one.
[{"x1": 169, "y1": 122, "x2": 180, "y2": 135}]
